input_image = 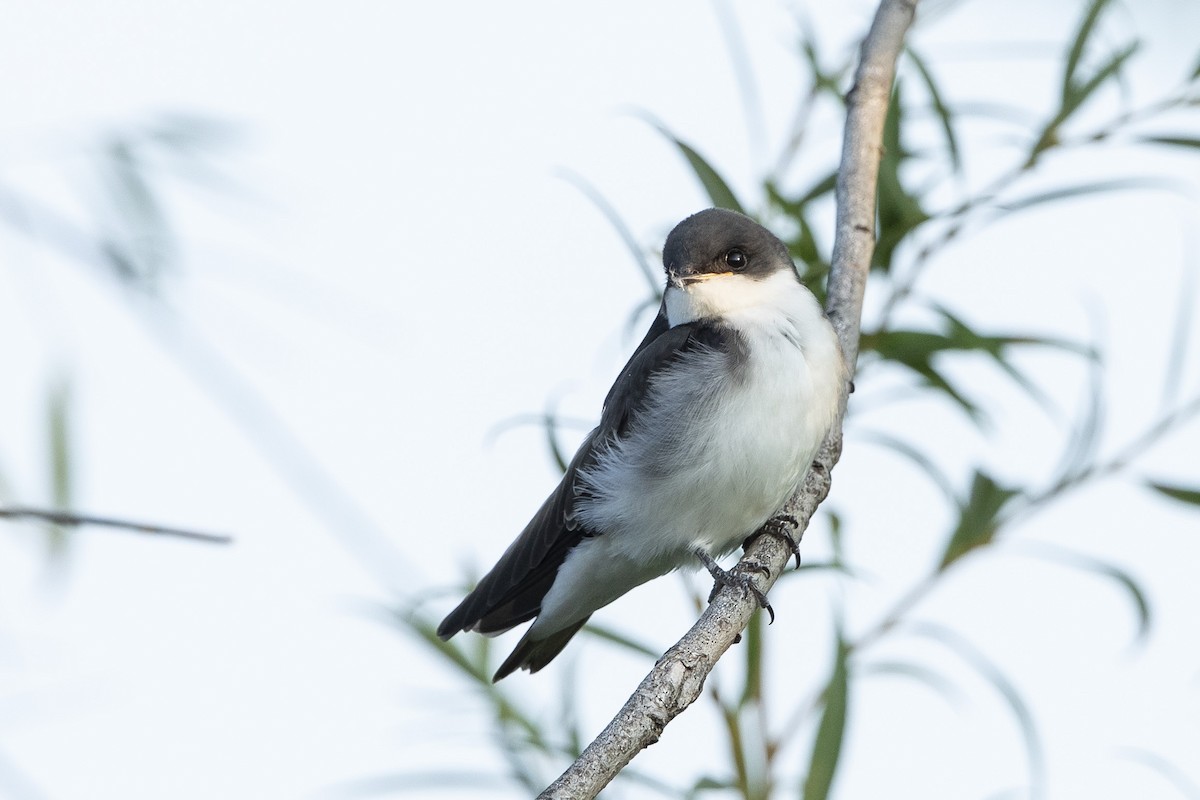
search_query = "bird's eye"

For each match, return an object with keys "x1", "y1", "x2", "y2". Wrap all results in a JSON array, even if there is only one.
[{"x1": 725, "y1": 249, "x2": 747, "y2": 270}]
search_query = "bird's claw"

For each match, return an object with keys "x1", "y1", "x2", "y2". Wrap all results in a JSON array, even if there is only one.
[
  {"x1": 743, "y1": 514, "x2": 802, "y2": 570},
  {"x1": 694, "y1": 549, "x2": 775, "y2": 624}
]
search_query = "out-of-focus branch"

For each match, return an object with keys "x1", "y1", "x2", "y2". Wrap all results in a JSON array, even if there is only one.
[
  {"x1": 0, "y1": 506, "x2": 232, "y2": 544},
  {"x1": 536, "y1": 2, "x2": 917, "y2": 798}
]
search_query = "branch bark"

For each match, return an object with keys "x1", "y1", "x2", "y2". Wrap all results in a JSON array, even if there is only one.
[{"x1": 537, "y1": 2, "x2": 917, "y2": 797}]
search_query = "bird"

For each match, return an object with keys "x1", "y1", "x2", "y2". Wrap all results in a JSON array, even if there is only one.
[{"x1": 437, "y1": 207, "x2": 846, "y2": 681}]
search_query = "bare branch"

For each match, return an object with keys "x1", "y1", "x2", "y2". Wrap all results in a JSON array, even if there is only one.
[
  {"x1": 537, "y1": 2, "x2": 917, "y2": 797},
  {"x1": 0, "y1": 506, "x2": 232, "y2": 544}
]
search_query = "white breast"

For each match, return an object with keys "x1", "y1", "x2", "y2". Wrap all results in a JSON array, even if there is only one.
[
  {"x1": 580, "y1": 270, "x2": 843, "y2": 557},
  {"x1": 531, "y1": 270, "x2": 843, "y2": 636}
]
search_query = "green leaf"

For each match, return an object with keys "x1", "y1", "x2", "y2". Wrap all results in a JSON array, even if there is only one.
[
  {"x1": 1061, "y1": 41, "x2": 1139, "y2": 120},
  {"x1": 939, "y1": 471, "x2": 1018, "y2": 570},
  {"x1": 1062, "y1": 0, "x2": 1113, "y2": 104},
  {"x1": 875, "y1": 82, "x2": 931, "y2": 272},
  {"x1": 739, "y1": 610, "x2": 764, "y2": 708},
  {"x1": 1147, "y1": 481, "x2": 1200, "y2": 507},
  {"x1": 1139, "y1": 135, "x2": 1200, "y2": 150},
  {"x1": 654, "y1": 125, "x2": 744, "y2": 213},
  {"x1": 802, "y1": 635, "x2": 849, "y2": 800},
  {"x1": 906, "y1": 46, "x2": 961, "y2": 172},
  {"x1": 581, "y1": 621, "x2": 660, "y2": 659}
]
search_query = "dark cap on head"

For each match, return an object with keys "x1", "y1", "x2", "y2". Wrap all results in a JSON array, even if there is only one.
[{"x1": 662, "y1": 208, "x2": 794, "y2": 283}]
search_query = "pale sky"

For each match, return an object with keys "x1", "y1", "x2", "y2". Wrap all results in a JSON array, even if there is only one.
[{"x1": 1, "y1": 1, "x2": 1198, "y2": 798}]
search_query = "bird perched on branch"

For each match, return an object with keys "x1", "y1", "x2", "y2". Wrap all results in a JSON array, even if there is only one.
[{"x1": 438, "y1": 208, "x2": 846, "y2": 681}]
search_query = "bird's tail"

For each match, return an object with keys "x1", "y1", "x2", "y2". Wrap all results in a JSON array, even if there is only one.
[{"x1": 492, "y1": 616, "x2": 591, "y2": 682}]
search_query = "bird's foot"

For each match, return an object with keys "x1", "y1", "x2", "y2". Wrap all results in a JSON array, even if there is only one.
[
  {"x1": 694, "y1": 548, "x2": 775, "y2": 624},
  {"x1": 742, "y1": 514, "x2": 802, "y2": 570}
]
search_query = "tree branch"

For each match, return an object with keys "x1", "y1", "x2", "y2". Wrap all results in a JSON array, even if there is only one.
[
  {"x1": 537, "y1": 2, "x2": 917, "y2": 798},
  {"x1": 0, "y1": 506, "x2": 232, "y2": 544}
]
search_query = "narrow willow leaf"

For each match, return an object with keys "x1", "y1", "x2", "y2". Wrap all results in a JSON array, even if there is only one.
[
  {"x1": 45, "y1": 377, "x2": 73, "y2": 557},
  {"x1": 863, "y1": 659, "x2": 961, "y2": 706},
  {"x1": 1115, "y1": 749, "x2": 1200, "y2": 799},
  {"x1": 909, "y1": 622, "x2": 1045, "y2": 797},
  {"x1": 1062, "y1": 41, "x2": 1140, "y2": 119},
  {"x1": 1014, "y1": 541, "x2": 1152, "y2": 643},
  {"x1": 998, "y1": 177, "x2": 1178, "y2": 216},
  {"x1": 1062, "y1": 0, "x2": 1113, "y2": 103},
  {"x1": 1139, "y1": 135, "x2": 1200, "y2": 150},
  {"x1": 858, "y1": 429, "x2": 959, "y2": 506},
  {"x1": 906, "y1": 46, "x2": 961, "y2": 172},
  {"x1": 556, "y1": 169, "x2": 660, "y2": 294},
  {"x1": 1147, "y1": 481, "x2": 1200, "y2": 506},
  {"x1": 875, "y1": 82, "x2": 931, "y2": 272},
  {"x1": 581, "y1": 621, "x2": 660, "y2": 659},
  {"x1": 939, "y1": 471, "x2": 1017, "y2": 570},
  {"x1": 802, "y1": 636, "x2": 849, "y2": 800},
  {"x1": 654, "y1": 126, "x2": 744, "y2": 212},
  {"x1": 543, "y1": 409, "x2": 570, "y2": 475},
  {"x1": 1160, "y1": 265, "x2": 1195, "y2": 412},
  {"x1": 740, "y1": 611, "x2": 764, "y2": 708}
]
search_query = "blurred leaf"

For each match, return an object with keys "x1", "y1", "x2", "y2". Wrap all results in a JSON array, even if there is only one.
[
  {"x1": 99, "y1": 136, "x2": 176, "y2": 293},
  {"x1": 543, "y1": 409, "x2": 570, "y2": 475},
  {"x1": 858, "y1": 430, "x2": 959, "y2": 506},
  {"x1": 910, "y1": 622, "x2": 1045, "y2": 797},
  {"x1": 581, "y1": 621, "x2": 660, "y2": 659},
  {"x1": 1052, "y1": 339, "x2": 1105, "y2": 483},
  {"x1": 45, "y1": 376, "x2": 73, "y2": 558},
  {"x1": 802, "y1": 635, "x2": 849, "y2": 800},
  {"x1": 1139, "y1": 135, "x2": 1200, "y2": 150},
  {"x1": 998, "y1": 177, "x2": 1177, "y2": 216},
  {"x1": 1147, "y1": 481, "x2": 1200, "y2": 507},
  {"x1": 1062, "y1": 0, "x2": 1113, "y2": 104},
  {"x1": 557, "y1": 169, "x2": 660, "y2": 295},
  {"x1": 397, "y1": 610, "x2": 546, "y2": 748},
  {"x1": 652, "y1": 124, "x2": 744, "y2": 212},
  {"x1": 906, "y1": 47, "x2": 961, "y2": 172},
  {"x1": 932, "y1": 305, "x2": 1090, "y2": 415},
  {"x1": 862, "y1": 659, "x2": 961, "y2": 706},
  {"x1": 1014, "y1": 542, "x2": 1152, "y2": 644},
  {"x1": 689, "y1": 775, "x2": 738, "y2": 795},
  {"x1": 1160, "y1": 265, "x2": 1195, "y2": 412},
  {"x1": 796, "y1": 23, "x2": 846, "y2": 97},
  {"x1": 1115, "y1": 749, "x2": 1200, "y2": 799},
  {"x1": 861, "y1": 328, "x2": 982, "y2": 418},
  {"x1": 876, "y1": 82, "x2": 931, "y2": 272},
  {"x1": 939, "y1": 471, "x2": 1017, "y2": 570},
  {"x1": 740, "y1": 610, "x2": 764, "y2": 708},
  {"x1": 1062, "y1": 41, "x2": 1139, "y2": 121}
]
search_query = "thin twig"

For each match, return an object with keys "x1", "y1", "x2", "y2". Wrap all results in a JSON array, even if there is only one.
[
  {"x1": 0, "y1": 506, "x2": 232, "y2": 544},
  {"x1": 536, "y1": 2, "x2": 918, "y2": 797}
]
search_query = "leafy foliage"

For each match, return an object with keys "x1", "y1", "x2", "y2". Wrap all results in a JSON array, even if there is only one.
[{"x1": 395, "y1": 1, "x2": 1200, "y2": 796}]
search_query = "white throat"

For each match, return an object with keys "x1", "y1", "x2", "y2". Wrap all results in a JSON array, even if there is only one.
[{"x1": 665, "y1": 269, "x2": 809, "y2": 327}]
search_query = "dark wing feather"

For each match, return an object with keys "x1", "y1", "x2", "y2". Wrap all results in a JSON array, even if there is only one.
[{"x1": 436, "y1": 308, "x2": 725, "y2": 642}]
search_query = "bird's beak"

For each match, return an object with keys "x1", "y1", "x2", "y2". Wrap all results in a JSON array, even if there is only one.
[{"x1": 669, "y1": 271, "x2": 733, "y2": 288}]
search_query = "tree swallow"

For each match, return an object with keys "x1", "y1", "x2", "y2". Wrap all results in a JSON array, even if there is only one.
[{"x1": 438, "y1": 208, "x2": 846, "y2": 680}]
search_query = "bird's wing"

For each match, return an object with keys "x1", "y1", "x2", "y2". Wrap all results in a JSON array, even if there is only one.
[{"x1": 437, "y1": 310, "x2": 727, "y2": 640}]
